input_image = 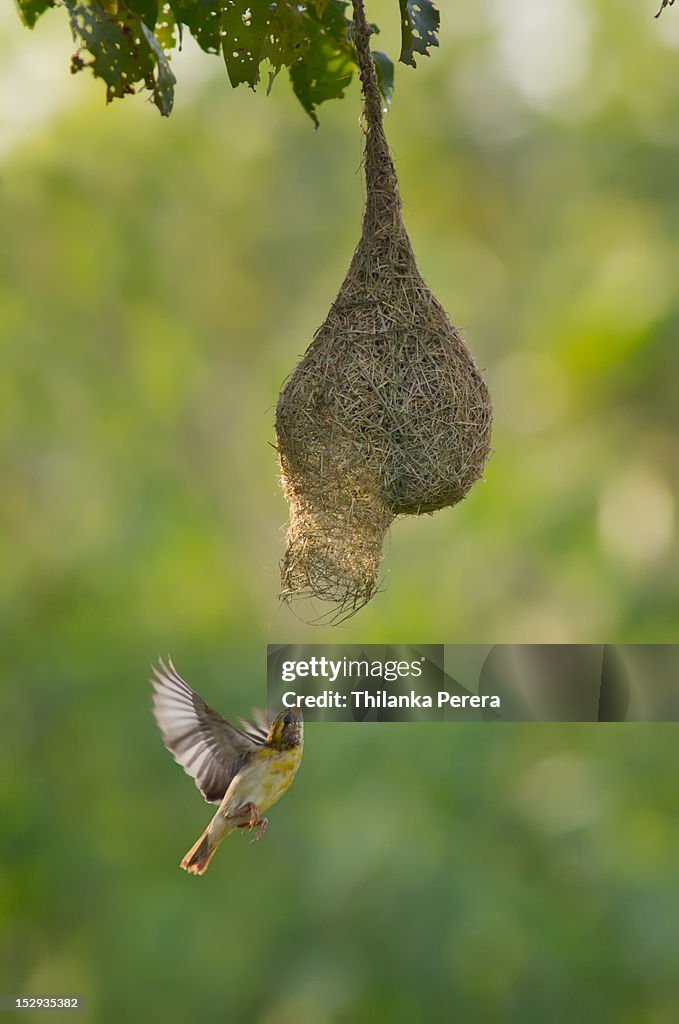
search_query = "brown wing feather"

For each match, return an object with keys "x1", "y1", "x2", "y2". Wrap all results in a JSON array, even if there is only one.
[
  {"x1": 150, "y1": 657, "x2": 265, "y2": 803},
  {"x1": 239, "y1": 707, "x2": 273, "y2": 744}
]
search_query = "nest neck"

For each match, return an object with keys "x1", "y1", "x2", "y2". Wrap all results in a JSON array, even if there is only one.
[{"x1": 351, "y1": 0, "x2": 402, "y2": 230}]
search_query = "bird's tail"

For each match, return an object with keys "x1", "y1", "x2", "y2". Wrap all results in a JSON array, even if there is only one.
[{"x1": 180, "y1": 825, "x2": 221, "y2": 876}]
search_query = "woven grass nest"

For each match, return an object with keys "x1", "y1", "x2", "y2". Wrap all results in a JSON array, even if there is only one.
[{"x1": 275, "y1": 0, "x2": 492, "y2": 620}]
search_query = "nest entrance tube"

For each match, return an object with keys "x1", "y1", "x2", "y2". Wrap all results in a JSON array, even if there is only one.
[{"x1": 275, "y1": 0, "x2": 493, "y2": 620}]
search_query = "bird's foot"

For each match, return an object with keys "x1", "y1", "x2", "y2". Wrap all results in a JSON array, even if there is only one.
[
  {"x1": 231, "y1": 801, "x2": 259, "y2": 828},
  {"x1": 250, "y1": 817, "x2": 269, "y2": 843},
  {"x1": 231, "y1": 803, "x2": 268, "y2": 841}
]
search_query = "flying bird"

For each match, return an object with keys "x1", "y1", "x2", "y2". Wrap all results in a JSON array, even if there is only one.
[{"x1": 150, "y1": 657, "x2": 304, "y2": 875}]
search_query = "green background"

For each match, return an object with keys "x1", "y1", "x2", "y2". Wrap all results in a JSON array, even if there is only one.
[{"x1": 2, "y1": 0, "x2": 679, "y2": 1019}]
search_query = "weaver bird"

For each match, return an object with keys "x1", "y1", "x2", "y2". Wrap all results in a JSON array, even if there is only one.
[{"x1": 150, "y1": 657, "x2": 304, "y2": 875}]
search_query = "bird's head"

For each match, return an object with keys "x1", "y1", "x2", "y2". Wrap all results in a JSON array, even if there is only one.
[{"x1": 267, "y1": 706, "x2": 304, "y2": 750}]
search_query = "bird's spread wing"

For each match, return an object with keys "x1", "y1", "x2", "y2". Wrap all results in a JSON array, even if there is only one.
[
  {"x1": 151, "y1": 657, "x2": 265, "y2": 804},
  {"x1": 239, "y1": 707, "x2": 272, "y2": 745}
]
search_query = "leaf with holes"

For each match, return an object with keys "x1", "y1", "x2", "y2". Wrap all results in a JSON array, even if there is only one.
[
  {"x1": 221, "y1": 0, "x2": 312, "y2": 90},
  {"x1": 398, "y1": 0, "x2": 439, "y2": 67},
  {"x1": 289, "y1": 0, "x2": 355, "y2": 126},
  {"x1": 14, "y1": 0, "x2": 428, "y2": 118},
  {"x1": 66, "y1": 0, "x2": 176, "y2": 116},
  {"x1": 168, "y1": 0, "x2": 222, "y2": 54},
  {"x1": 141, "y1": 22, "x2": 177, "y2": 112},
  {"x1": 154, "y1": 2, "x2": 178, "y2": 51}
]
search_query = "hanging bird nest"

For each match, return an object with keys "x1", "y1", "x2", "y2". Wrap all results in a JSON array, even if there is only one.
[{"x1": 275, "y1": 0, "x2": 492, "y2": 620}]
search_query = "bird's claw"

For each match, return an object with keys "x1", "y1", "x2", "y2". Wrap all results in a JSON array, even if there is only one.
[
  {"x1": 250, "y1": 817, "x2": 269, "y2": 843},
  {"x1": 232, "y1": 802, "x2": 268, "y2": 841}
]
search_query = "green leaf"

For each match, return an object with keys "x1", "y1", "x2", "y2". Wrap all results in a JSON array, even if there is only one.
[
  {"x1": 221, "y1": 0, "x2": 311, "y2": 90},
  {"x1": 14, "y1": 0, "x2": 395, "y2": 119},
  {"x1": 131, "y1": 0, "x2": 159, "y2": 28},
  {"x1": 168, "y1": 0, "x2": 222, "y2": 54},
  {"x1": 372, "y1": 49, "x2": 394, "y2": 108},
  {"x1": 15, "y1": 0, "x2": 54, "y2": 29},
  {"x1": 154, "y1": 1, "x2": 178, "y2": 51},
  {"x1": 289, "y1": 0, "x2": 355, "y2": 126},
  {"x1": 141, "y1": 21, "x2": 177, "y2": 113},
  {"x1": 398, "y1": 0, "x2": 439, "y2": 68},
  {"x1": 66, "y1": 0, "x2": 176, "y2": 116}
]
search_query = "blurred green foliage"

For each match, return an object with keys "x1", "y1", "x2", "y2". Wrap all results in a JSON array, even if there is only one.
[{"x1": 2, "y1": 0, "x2": 679, "y2": 1020}]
